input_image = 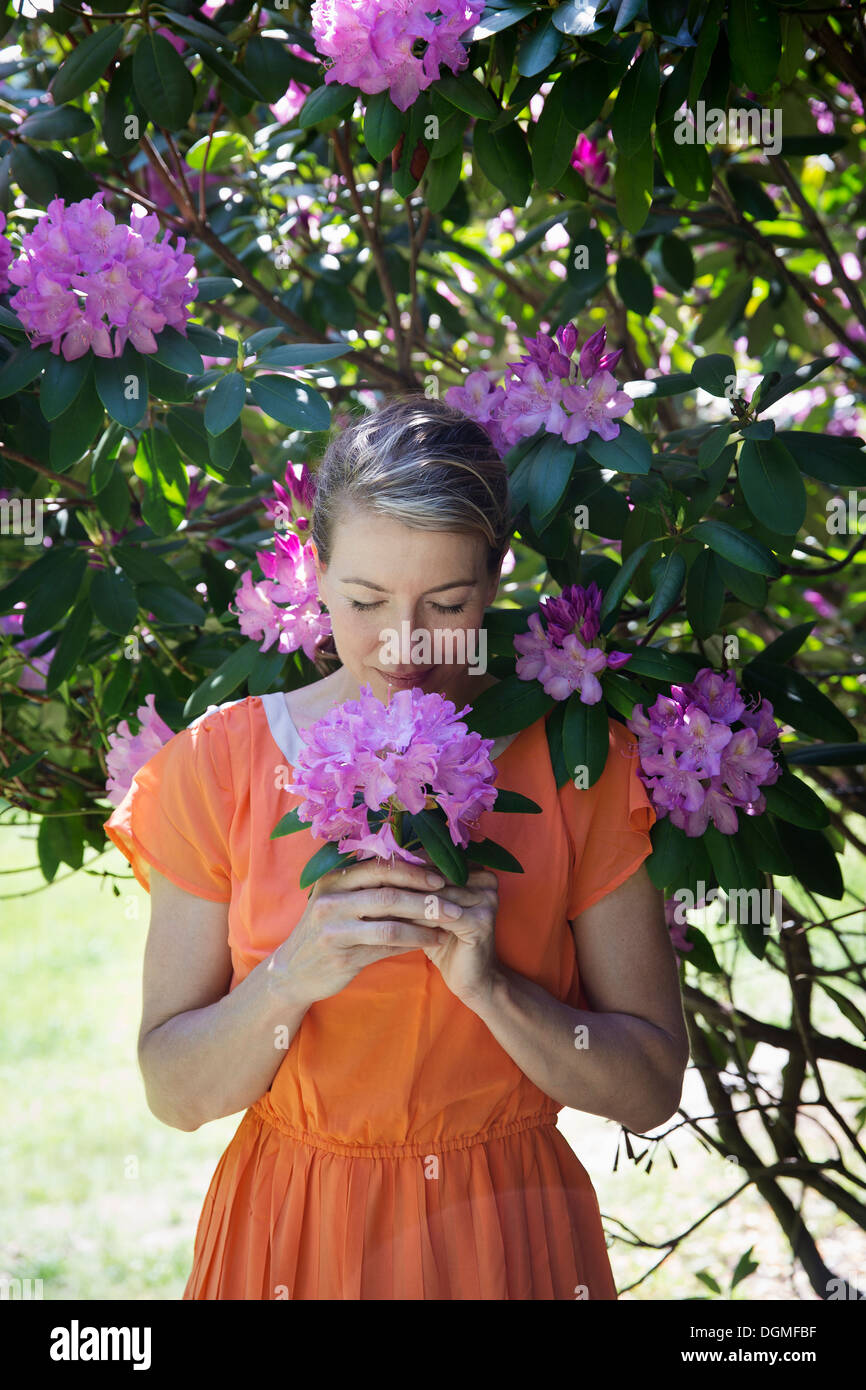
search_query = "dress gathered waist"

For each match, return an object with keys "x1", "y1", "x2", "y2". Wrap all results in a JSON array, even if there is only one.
[{"x1": 250, "y1": 1094, "x2": 561, "y2": 1159}]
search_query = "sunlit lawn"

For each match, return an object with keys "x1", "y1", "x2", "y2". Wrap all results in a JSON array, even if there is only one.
[{"x1": 1, "y1": 816, "x2": 864, "y2": 1301}]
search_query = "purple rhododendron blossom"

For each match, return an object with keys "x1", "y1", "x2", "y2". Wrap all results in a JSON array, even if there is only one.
[
  {"x1": 286, "y1": 683, "x2": 499, "y2": 863},
  {"x1": 445, "y1": 321, "x2": 631, "y2": 455},
  {"x1": 7, "y1": 193, "x2": 196, "y2": 360},
  {"x1": 513, "y1": 583, "x2": 632, "y2": 704},
  {"x1": 105, "y1": 693, "x2": 175, "y2": 806},
  {"x1": 627, "y1": 668, "x2": 782, "y2": 837},
  {"x1": 311, "y1": 0, "x2": 485, "y2": 112},
  {"x1": 0, "y1": 605, "x2": 56, "y2": 692},
  {"x1": 570, "y1": 133, "x2": 610, "y2": 188},
  {"x1": 229, "y1": 530, "x2": 332, "y2": 661}
]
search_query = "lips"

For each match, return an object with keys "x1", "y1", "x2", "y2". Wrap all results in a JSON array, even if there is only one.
[{"x1": 376, "y1": 668, "x2": 435, "y2": 686}]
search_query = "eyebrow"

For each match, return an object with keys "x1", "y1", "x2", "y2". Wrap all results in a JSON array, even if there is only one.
[{"x1": 340, "y1": 577, "x2": 478, "y2": 593}]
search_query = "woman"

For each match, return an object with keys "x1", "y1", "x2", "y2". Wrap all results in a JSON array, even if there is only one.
[{"x1": 104, "y1": 395, "x2": 689, "y2": 1300}]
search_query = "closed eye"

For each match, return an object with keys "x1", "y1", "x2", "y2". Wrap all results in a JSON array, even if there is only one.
[{"x1": 348, "y1": 599, "x2": 467, "y2": 614}]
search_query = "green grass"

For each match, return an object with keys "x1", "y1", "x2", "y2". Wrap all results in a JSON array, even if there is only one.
[{"x1": 1, "y1": 818, "x2": 864, "y2": 1300}]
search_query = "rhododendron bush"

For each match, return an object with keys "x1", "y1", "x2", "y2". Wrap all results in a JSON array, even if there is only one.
[{"x1": 1, "y1": 0, "x2": 865, "y2": 1298}]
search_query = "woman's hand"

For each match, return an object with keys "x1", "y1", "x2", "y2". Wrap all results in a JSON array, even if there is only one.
[
  {"x1": 273, "y1": 857, "x2": 452, "y2": 1007},
  {"x1": 419, "y1": 866, "x2": 503, "y2": 1008}
]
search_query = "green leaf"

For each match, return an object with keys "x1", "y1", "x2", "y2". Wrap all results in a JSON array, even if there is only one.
[
  {"x1": 188, "y1": 39, "x2": 261, "y2": 102},
  {"x1": 10, "y1": 146, "x2": 60, "y2": 204},
  {"x1": 490, "y1": 789, "x2": 543, "y2": 815},
  {"x1": 184, "y1": 131, "x2": 250, "y2": 172},
  {"x1": 0, "y1": 344, "x2": 51, "y2": 399},
  {"x1": 298, "y1": 82, "x2": 359, "y2": 128},
  {"x1": 408, "y1": 808, "x2": 468, "y2": 886},
  {"x1": 132, "y1": 33, "x2": 196, "y2": 131},
  {"x1": 746, "y1": 812, "x2": 794, "y2": 875},
  {"x1": 528, "y1": 436, "x2": 576, "y2": 531},
  {"x1": 758, "y1": 621, "x2": 814, "y2": 666},
  {"x1": 463, "y1": 673, "x2": 554, "y2": 738},
  {"x1": 18, "y1": 106, "x2": 94, "y2": 141},
  {"x1": 249, "y1": 375, "x2": 330, "y2": 430},
  {"x1": 660, "y1": 234, "x2": 695, "y2": 291},
  {"x1": 19, "y1": 553, "x2": 88, "y2": 637},
  {"x1": 562, "y1": 693, "x2": 609, "y2": 789},
  {"x1": 816, "y1": 982, "x2": 866, "y2": 1040},
  {"x1": 598, "y1": 540, "x2": 654, "y2": 626},
  {"x1": 762, "y1": 769, "x2": 830, "y2": 829},
  {"x1": 49, "y1": 24, "x2": 124, "y2": 104},
  {"x1": 776, "y1": 823, "x2": 844, "y2": 900},
  {"x1": 44, "y1": 594, "x2": 92, "y2": 694},
  {"x1": 152, "y1": 325, "x2": 204, "y2": 376},
  {"x1": 183, "y1": 641, "x2": 260, "y2": 719},
  {"x1": 690, "y1": 353, "x2": 736, "y2": 398},
  {"x1": 686, "y1": 548, "x2": 724, "y2": 640},
  {"x1": 255, "y1": 342, "x2": 351, "y2": 368},
  {"x1": 776, "y1": 431, "x2": 866, "y2": 487},
  {"x1": 645, "y1": 816, "x2": 692, "y2": 892},
  {"x1": 270, "y1": 807, "x2": 306, "y2": 839},
  {"x1": 136, "y1": 583, "x2": 205, "y2": 627},
  {"x1": 93, "y1": 345, "x2": 148, "y2": 428},
  {"x1": 611, "y1": 49, "x2": 660, "y2": 158},
  {"x1": 743, "y1": 661, "x2": 858, "y2": 744},
  {"x1": 616, "y1": 257, "x2": 654, "y2": 314},
  {"x1": 584, "y1": 421, "x2": 650, "y2": 475},
  {"x1": 472, "y1": 119, "x2": 532, "y2": 205},
  {"x1": 697, "y1": 421, "x2": 733, "y2": 469},
  {"x1": 113, "y1": 542, "x2": 188, "y2": 593},
  {"x1": 425, "y1": 144, "x2": 463, "y2": 212},
  {"x1": 465, "y1": 838, "x2": 525, "y2": 873},
  {"x1": 90, "y1": 568, "x2": 138, "y2": 635},
  {"x1": 49, "y1": 375, "x2": 105, "y2": 471},
  {"x1": 195, "y1": 276, "x2": 240, "y2": 302},
  {"x1": 687, "y1": 521, "x2": 780, "y2": 577},
  {"x1": 532, "y1": 73, "x2": 580, "y2": 189},
  {"x1": 38, "y1": 812, "x2": 84, "y2": 881},
  {"x1": 40, "y1": 352, "x2": 91, "y2": 421},
  {"x1": 364, "y1": 90, "x2": 405, "y2": 160},
  {"x1": 614, "y1": 135, "x2": 654, "y2": 233},
  {"x1": 655, "y1": 117, "x2": 712, "y2": 201},
  {"x1": 299, "y1": 842, "x2": 357, "y2": 890},
  {"x1": 728, "y1": 0, "x2": 780, "y2": 92},
  {"x1": 205, "y1": 371, "x2": 246, "y2": 435},
  {"x1": 648, "y1": 550, "x2": 686, "y2": 623},
  {"x1": 517, "y1": 12, "x2": 562, "y2": 77},
  {"x1": 1, "y1": 748, "x2": 48, "y2": 782},
  {"x1": 702, "y1": 825, "x2": 761, "y2": 896},
  {"x1": 715, "y1": 555, "x2": 767, "y2": 608},
  {"x1": 243, "y1": 34, "x2": 307, "y2": 102},
  {"x1": 785, "y1": 743, "x2": 866, "y2": 768},
  {"x1": 738, "y1": 437, "x2": 806, "y2": 536},
  {"x1": 434, "y1": 72, "x2": 498, "y2": 120},
  {"x1": 755, "y1": 357, "x2": 834, "y2": 413},
  {"x1": 609, "y1": 646, "x2": 697, "y2": 683}
]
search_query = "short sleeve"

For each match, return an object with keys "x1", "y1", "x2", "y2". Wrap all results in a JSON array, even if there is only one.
[
  {"x1": 103, "y1": 716, "x2": 234, "y2": 902},
  {"x1": 558, "y1": 716, "x2": 656, "y2": 921}
]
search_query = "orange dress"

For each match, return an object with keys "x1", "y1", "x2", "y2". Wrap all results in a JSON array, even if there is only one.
[{"x1": 104, "y1": 691, "x2": 655, "y2": 1300}]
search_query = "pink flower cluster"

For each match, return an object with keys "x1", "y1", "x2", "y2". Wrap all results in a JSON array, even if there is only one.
[
  {"x1": 229, "y1": 530, "x2": 332, "y2": 661},
  {"x1": 0, "y1": 211, "x2": 13, "y2": 294},
  {"x1": 514, "y1": 583, "x2": 632, "y2": 703},
  {"x1": 0, "y1": 604, "x2": 55, "y2": 692},
  {"x1": 310, "y1": 0, "x2": 485, "y2": 111},
  {"x1": 571, "y1": 134, "x2": 610, "y2": 188},
  {"x1": 105, "y1": 692, "x2": 174, "y2": 806},
  {"x1": 445, "y1": 321, "x2": 632, "y2": 456},
  {"x1": 627, "y1": 669, "x2": 782, "y2": 837},
  {"x1": 263, "y1": 460, "x2": 316, "y2": 534},
  {"x1": 288, "y1": 682, "x2": 498, "y2": 862},
  {"x1": 7, "y1": 193, "x2": 197, "y2": 360}
]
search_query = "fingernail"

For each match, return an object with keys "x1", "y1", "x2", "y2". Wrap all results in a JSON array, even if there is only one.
[
  {"x1": 442, "y1": 901, "x2": 462, "y2": 919},
  {"x1": 426, "y1": 872, "x2": 445, "y2": 887}
]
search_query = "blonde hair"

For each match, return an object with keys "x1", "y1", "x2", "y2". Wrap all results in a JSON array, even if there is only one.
[{"x1": 310, "y1": 395, "x2": 512, "y2": 674}]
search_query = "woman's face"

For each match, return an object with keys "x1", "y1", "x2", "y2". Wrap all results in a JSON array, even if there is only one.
[{"x1": 313, "y1": 507, "x2": 502, "y2": 705}]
